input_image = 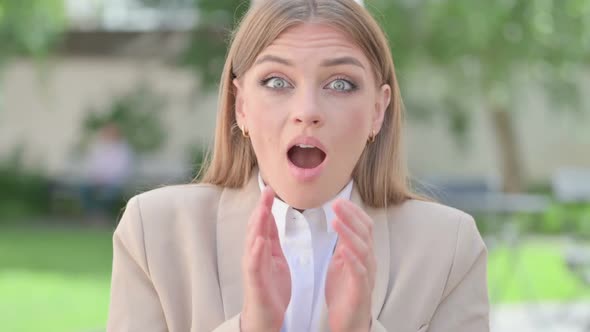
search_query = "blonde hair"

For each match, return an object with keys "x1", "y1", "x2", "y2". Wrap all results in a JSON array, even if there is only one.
[{"x1": 197, "y1": 0, "x2": 424, "y2": 208}]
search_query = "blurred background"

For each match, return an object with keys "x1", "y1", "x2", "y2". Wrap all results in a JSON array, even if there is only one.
[{"x1": 1, "y1": 0, "x2": 590, "y2": 331}]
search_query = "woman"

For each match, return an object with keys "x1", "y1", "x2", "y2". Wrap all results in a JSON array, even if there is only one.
[{"x1": 107, "y1": 0, "x2": 489, "y2": 331}]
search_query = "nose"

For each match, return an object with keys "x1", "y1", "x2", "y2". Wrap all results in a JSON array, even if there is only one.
[{"x1": 291, "y1": 88, "x2": 324, "y2": 127}]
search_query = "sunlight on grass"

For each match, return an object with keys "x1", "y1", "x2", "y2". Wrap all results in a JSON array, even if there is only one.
[
  {"x1": 0, "y1": 226, "x2": 113, "y2": 332},
  {"x1": 488, "y1": 241, "x2": 590, "y2": 303},
  {"x1": 2, "y1": 226, "x2": 590, "y2": 331},
  {"x1": 0, "y1": 270, "x2": 110, "y2": 332}
]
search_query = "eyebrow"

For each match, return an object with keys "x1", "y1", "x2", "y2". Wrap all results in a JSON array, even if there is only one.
[
  {"x1": 321, "y1": 56, "x2": 365, "y2": 69},
  {"x1": 254, "y1": 55, "x2": 365, "y2": 69},
  {"x1": 254, "y1": 55, "x2": 294, "y2": 66}
]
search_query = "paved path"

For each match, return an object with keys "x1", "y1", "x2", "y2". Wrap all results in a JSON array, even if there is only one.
[{"x1": 492, "y1": 302, "x2": 590, "y2": 332}]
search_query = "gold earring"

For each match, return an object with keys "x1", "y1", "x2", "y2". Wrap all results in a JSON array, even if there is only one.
[
  {"x1": 241, "y1": 125, "x2": 249, "y2": 138},
  {"x1": 367, "y1": 130, "x2": 376, "y2": 143}
]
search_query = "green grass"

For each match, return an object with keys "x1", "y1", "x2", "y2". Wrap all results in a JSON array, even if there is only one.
[
  {"x1": 488, "y1": 240, "x2": 590, "y2": 303},
  {"x1": 0, "y1": 271, "x2": 111, "y2": 332},
  {"x1": 0, "y1": 226, "x2": 114, "y2": 332},
  {"x1": 1, "y1": 226, "x2": 590, "y2": 331}
]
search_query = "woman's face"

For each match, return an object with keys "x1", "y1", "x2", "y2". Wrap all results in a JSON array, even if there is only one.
[{"x1": 234, "y1": 23, "x2": 391, "y2": 209}]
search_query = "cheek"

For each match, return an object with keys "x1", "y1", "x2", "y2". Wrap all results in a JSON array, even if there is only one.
[
  {"x1": 329, "y1": 101, "x2": 372, "y2": 165},
  {"x1": 335, "y1": 101, "x2": 372, "y2": 138},
  {"x1": 243, "y1": 92, "x2": 284, "y2": 160},
  {"x1": 243, "y1": 81, "x2": 295, "y2": 137},
  {"x1": 243, "y1": 89, "x2": 272, "y2": 132}
]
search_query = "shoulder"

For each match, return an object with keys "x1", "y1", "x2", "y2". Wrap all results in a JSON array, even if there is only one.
[
  {"x1": 117, "y1": 183, "x2": 225, "y2": 241},
  {"x1": 114, "y1": 183, "x2": 227, "y2": 270},
  {"x1": 386, "y1": 199, "x2": 476, "y2": 236},
  {"x1": 131, "y1": 183, "x2": 223, "y2": 217},
  {"x1": 385, "y1": 198, "x2": 486, "y2": 271}
]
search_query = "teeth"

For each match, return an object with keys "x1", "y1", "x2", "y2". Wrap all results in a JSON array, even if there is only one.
[{"x1": 297, "y1": 144, "x2": 316, "y2": 149}]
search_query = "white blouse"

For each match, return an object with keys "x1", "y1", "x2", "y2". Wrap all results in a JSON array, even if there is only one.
[{"x1": 258, "y1": 173, "x2": 354, "y2": 332}]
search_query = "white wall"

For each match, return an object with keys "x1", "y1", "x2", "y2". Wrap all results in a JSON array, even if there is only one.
[
  {"x1": 1, "y1": 57, "x2": 589, "y2": 184},
  {"x1": 0, "y1": 57, "x2": 217, "y2": 178}
]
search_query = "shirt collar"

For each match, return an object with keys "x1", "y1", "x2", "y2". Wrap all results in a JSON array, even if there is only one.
[{"x1": 257, "y1": 171, "x2": 353, "y2": 236}]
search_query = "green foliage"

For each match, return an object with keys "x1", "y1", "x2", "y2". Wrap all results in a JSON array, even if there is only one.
[
  {"x1": 537, "y1": 202, "x2": 590, "y2": 238},
  {"x1": 0, "y1": 145, "x2": 51, "y2": 221},
  {"x1": 367, "y1": 0, "x2": 590, "y2": 134},
  {"x1": 141, "y1": 0, "x2": 590, "y2": 192},
  {"x1": 139, "y1": 0, "x2": 250, "y2": 86},
  {"x1": 78, "y1": 84, "x2": 168, "y2": 155},
  {"x1": 488, "y1": 241, "x2": 590, "y2": 303},
  {"x1": 162, "y1": 0, "x2": 590, "y2": 137},
  {"x1": 0, "y1": 0, "x2": 66, "y2": 63},
  {"x1": 178, "y1": 0, "x2": 250, "y2": 87},
  {"x1": 475, "y1": 201, "x2": 590, "y2": 238}
]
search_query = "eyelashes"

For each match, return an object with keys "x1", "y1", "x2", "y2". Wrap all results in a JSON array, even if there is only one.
[
  {"x1": 259, "y1": 75, "x2": 359, "y2": 93},
  {"x1": 260, "y1": 76, "x2": 293, "y2": 89},
  {"x1": 327, "y1": 78, "x2": 357, "y2": 92}
]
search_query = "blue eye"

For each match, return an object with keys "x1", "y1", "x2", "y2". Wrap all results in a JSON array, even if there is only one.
[
  {"x1": 327, "y1": 79, "x2": 355, "y2": 92},
  {"x1": 262, "y1": 77, "x2": 293, "y2": 89}
]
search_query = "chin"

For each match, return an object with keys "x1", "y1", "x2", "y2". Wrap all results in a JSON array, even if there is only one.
[
  {"x1": 285, "y1": 196, "x2": 322, "y2": 210},
  {"x1": 276, "y1": 185, "x2": 328, "y2": 210}
]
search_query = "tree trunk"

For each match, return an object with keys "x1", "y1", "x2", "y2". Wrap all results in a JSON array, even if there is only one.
[{"x1": 488, "y1": 106, "x2": 525, "y2": 193}]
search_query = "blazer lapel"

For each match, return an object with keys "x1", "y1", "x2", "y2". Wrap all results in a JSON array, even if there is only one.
[
  {"x1": 217, "y1": 171, "x2": 260, "y2": 319},
  {"x1": 317, "y1": 186, "x2": 391, "y2": 331}
]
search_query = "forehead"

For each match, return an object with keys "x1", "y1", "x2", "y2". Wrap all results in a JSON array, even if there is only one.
[{"x1": 261, "y1": 23, "x2": 366, "y2": 61}]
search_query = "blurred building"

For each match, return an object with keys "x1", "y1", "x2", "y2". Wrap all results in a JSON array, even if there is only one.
[
  {"x1": 0, "y1": 0, "x2": 213, "y2": 184},
  {"x1": 1, "y1": 0, "x2": 589, "y2": 187}
]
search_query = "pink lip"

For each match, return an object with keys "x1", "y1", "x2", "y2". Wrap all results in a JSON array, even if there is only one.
[
  {"x1": 286, "y1": 135, "x2": 328, "y2": 182},
  {"x1": 286, "y1": 136, "x2": 327, "y2": 153}
]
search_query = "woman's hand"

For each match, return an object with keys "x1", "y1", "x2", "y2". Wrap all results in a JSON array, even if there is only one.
[
  {"x1": 326, "y1": 199, "x2": 376, "y2": 332},
  {"x1": 240, "y1": 187, "x2": 291, "y2": 332}
]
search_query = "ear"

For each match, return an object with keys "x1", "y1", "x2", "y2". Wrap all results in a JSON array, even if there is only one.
[
  {"x1": 373, "y1": 84, "x2": 391, "y2": 134},
  {"x1": 233, "y1": 78, "x2": 246, "y2": 128}
]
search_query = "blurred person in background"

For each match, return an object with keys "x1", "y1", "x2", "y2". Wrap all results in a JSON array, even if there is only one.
[
  {"x1": 107, "y1": 0, "x2": 489, "y2": 331},
  {"x1": 80, "y1": 121, "x2": 134, "y2": 225}
]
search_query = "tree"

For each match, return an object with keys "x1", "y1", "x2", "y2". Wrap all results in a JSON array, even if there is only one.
[
  {"x1": 0, "y1": 0, "x2": 66, "y2": 113},
  {"x1": 153, "y1": 0, "x2": 590, "y2": 192},
  {"x1": 77, "y1": 84, "x2": 168, "y2": 156},
  {"x1": 369, "y1": 0, "x2": 590, "y2": 192},
  {"x1": 0, "y1": 0, "x2": 66, "y2": 65}
]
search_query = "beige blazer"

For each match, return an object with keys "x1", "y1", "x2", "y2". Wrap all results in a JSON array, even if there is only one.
[{"x1": 107, "y1": 172, "x2": 489, "y2": 332}]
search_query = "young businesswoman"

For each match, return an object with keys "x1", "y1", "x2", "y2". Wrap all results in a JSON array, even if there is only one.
[{"x1": 107, "y1": 1, "x2": 490, "y2": 331}]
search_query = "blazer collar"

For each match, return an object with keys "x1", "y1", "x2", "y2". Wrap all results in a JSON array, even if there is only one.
[
  {"x1": 216, "y1": 171, "x2": 260, "y2": 319},
  {"x1": 216, "y1": 170, "x2": 391, "y2": 329}
]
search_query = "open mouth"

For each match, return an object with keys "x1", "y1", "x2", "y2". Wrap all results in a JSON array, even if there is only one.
[{"x1": 287, "y1": 144, "x2": 327, "y2": 169}]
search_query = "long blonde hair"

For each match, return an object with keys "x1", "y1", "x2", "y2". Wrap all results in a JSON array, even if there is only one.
[{"x1": 197, "y1": 0, "x2": 423, "y2": 208}]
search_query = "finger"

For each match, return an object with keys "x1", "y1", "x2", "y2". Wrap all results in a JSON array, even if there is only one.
[
  {"x1": 259, "y1": 187, "x2": 274, "y2": 240},
  {"x1": 264, "y1": 187, "x2": 278, "y2": 242},
  {"x1": 344, "y1": 200, "x2": 374, "y2": 235},
  {"x1": 246, "y1": 187, "x2": 275, "y2": 250},
  {"x1": 333, "y1": 217, "x2": 371, "y2": 265},
  {"x1": 260, "y1": 186, "x2": 275, "y2": 211},
  {"x1": 261, "y1": 195, "x2": 287, "y2": 261},
  {"x1": 342, "y1": 246, "x2": 370, "y2": 288},
  {"x1": 246, "y1": 236, "x2": 268, "y2": 289},
  {"x1": 333, "y1": 199, "x2": 371, "y2": 244},
  {"x1": 267, "y1": 212, "x2": 286, "y2": 259},
  {"x1": 246, "y1": 206, "x2": 269, "y2": 251},
  {"x1": 337, "y1": 200, "x2": 375, "y2": 249}
]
